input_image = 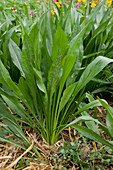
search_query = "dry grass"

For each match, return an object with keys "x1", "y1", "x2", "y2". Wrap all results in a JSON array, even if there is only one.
[{"x1": 0, "y1": 127, "x2": 80, "y2": 170}]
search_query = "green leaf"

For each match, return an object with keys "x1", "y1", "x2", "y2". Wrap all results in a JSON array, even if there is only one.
[
  {"x1": 0, "y1": 98, "x2": 30, "y2": 144},
  {"x1": 60, "y1": 3, "x2": 103, "y2": 91},
  {"x1": 52, "y1": 25, "x2": 68, "y2": 61},
  {"x1": 0, "y1": 88, "x2": 32, "y2": 125},
  {"x1": 45, "y1": 13, "x2": 53, "y2": 57},
  {"x1": 69, "y1": 100, "x2": 102, "y2": 121},
  {"x1": 73, "y1": 56, "x2": 113, "y2": 97},
  {"x1": 22, "y1": 31, "x2": 42, "y2": 120},
  {"x1": 3, "y1": 11, "x2": 12, "y2": 28},
  {"x1": 67, "y1": 113, "x2": 112, "y2": 140},
  {"x1": 92, "y1": 78, "x2": 112, "y2": 84},
  {"x1": 84, "y1": 0, "x2": 106, "y2": 38},
  {"x1": 79, "y1": 99, "x2": 99, "y2": 134},
  {"x1": 85, "y1": 18, "x2": 111, "y2": 53},
  {"x1": 59, "y1": 82, "x2": 77, "y2": 113},
  {"x1": 18, "y1": 77, "x2": 36, "y2": 114},
  {"x1": 0, "y1": 60, "x2": 23, "y2": 98},
  {"x1": 9, "y1": 39, "x2": 24, "y2": 77},
  {"x1": 60, "y1": 29, "x2": 84, "y2": 91},
  {"x1": 32, "y1": 67, "x2": 47, "y2": 94},
  {"x1": 86, "y1": 93, "x2": 98, "y2": 118},
  {"x1": 59, "y1": 99, "x2": 103, "y2": 133},
  {"x1": 4, "y1": 25, "x2": 20, "y2": 66},
  {"x1": 71, "y1": 124, "x2": 113, "y2": 150},
  {"x1": 64, "y1": 4, "x2": 72, "y2": 35},
  {"x1": 29, "y1": 22, "x2": 42, "y2": 68},
  {"x1": 67, "y1": 116, "x2": 104, "y2": 130},
  {"x1": 47, "y1": 53, "x2": 63, "y2": 106},
  {"x1": 0, "y1": 98, "x2": 16, "y2": 123},
  {"x1": 98, "y1": 98, "x2": 113, "y2": 139},
  {"x1": 106, "y1": 114, "x2": 113, "y2": 139},
  {"x1": 0, "y1": 136, "x2": 26, "y2": 150},
  {"x1": 32, "y1": 67, "x2": 48, "y2": 114}
]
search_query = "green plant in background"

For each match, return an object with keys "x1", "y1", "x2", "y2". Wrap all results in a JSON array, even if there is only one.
[
  {"x1": 0, "y1": 0, "x2": 47, "y2": 83},
  {"x1": 63, "y1": 1, "x2": 113, "y2": 97},
  {"x1": 0, "y1": 0, "x2": 113, "y2": 157},
  {"x1": 49, "y1": 0, "x2": 113, "y2": 98},
  {"x1": 82, "y1": 3, "x2": 113, "y2": 96},
  {"x1": 0, "y1": 2, "x2": 22, "y2": 83},
  {"x1": 1, "y1": 0, "x2": 113, "y2": 88}
]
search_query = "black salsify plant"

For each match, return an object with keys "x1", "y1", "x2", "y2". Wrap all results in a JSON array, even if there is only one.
[{"x1": 0, "y1": 0, "x2": 113, "y2": 156}]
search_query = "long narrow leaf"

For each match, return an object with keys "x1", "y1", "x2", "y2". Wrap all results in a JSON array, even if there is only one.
[{"x1": 71, "y1": 125, "x2": 113, "y2": 150}]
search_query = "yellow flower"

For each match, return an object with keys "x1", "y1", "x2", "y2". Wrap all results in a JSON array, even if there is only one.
[
  {"x1": 107, "y1": 0, "x2": 112, "y2": 3},
  {"x1": 78, "y1": 0, "x2": 81, "y2": 2},
  {"x1": 107, "y1": 0, "x2": 112, "y2": 7},
  {"x1": 55, "y1": 1, "x2": 61, "y2": 8},
  {"x1": 82, "y1": 0, "x2": 86, "y2": 2},
  {"x1": 84, "y1": 4, "x2": 87, "y2": 7},
  {"x1": 51, "y1": 10, "x2": 55, "y2": 15},
  {"x1": 91, "y1": 2, "x2": 96, "y2": 7}
]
